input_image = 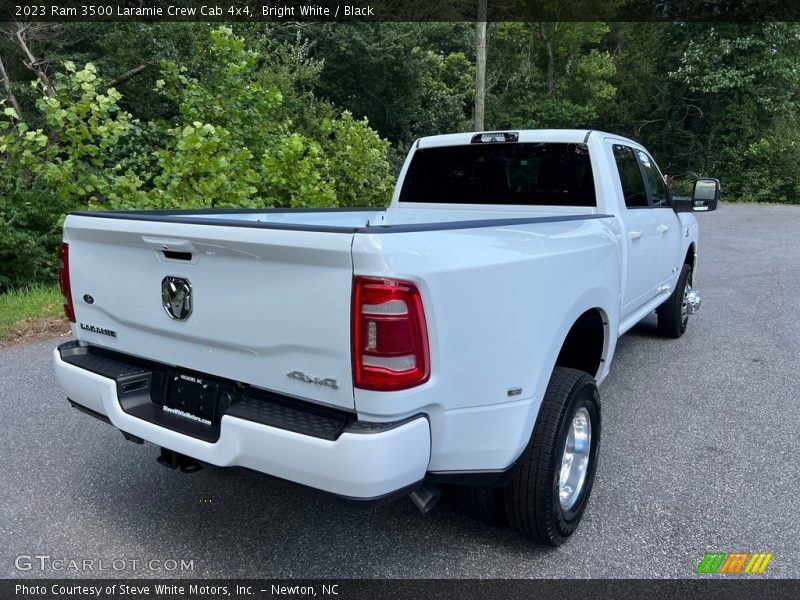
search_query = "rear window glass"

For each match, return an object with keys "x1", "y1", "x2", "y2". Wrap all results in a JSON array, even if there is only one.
[{"x1": 399, "y1": 143, "x2": 595, "y2": 207}]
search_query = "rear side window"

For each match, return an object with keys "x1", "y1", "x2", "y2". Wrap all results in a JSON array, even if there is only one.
[
  {"x1": 399, "y1": 143, "x2": 596, "y2": 207},
  {"x1": 612, "y1": 144, "x2": 647, "y2": 208}
]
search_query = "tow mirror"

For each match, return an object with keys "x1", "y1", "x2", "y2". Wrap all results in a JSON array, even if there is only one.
[{"x1": 692, "y1": 178, "x2": 720, "y2": 212}]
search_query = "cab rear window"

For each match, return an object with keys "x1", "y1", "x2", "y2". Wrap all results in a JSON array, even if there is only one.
[{"x1": 399, "y1": 143, "x2": 595, "y2": 207}]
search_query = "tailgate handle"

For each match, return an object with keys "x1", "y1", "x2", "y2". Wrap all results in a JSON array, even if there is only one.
[
  {"x1": 142, "y1": 237, "x2": 196, "y2": 262},
  {"x1": 142, "y1": 237, "x2": 195, "y2": 253},
  {"x1": 163, "y1": 250, "x2": 192, "y2": 261}
]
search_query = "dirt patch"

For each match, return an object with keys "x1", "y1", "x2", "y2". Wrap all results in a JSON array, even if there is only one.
[{"x1": 0, "y1": 316, "x2": 72, "y2": 349}]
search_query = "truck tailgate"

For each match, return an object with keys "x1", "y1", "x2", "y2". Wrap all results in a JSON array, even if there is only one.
[{"x1": 64, "y1": 215, "x2": 356, "y2": 410}]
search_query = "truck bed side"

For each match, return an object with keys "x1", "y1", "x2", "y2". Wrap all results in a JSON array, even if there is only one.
[{"x1": 351, "y1": 215, "x2": 621, "y2": 472}]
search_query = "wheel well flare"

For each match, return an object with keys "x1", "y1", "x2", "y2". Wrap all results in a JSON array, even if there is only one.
[{"x1": 554, "y1": 309, "x2": 606, "y2": 378}]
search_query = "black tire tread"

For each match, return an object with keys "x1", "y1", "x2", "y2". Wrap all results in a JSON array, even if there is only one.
[
  {"x1": 505, "y1": 367, "x2": 595, "y2": 545},
  {"x1": 657, "y1": 263, "x2": 692, "y2": 338}
]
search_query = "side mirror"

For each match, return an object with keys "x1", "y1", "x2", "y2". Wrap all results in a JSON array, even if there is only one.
[{"x1": 692, "y1": 178, "x2": 720, "y2": 212}]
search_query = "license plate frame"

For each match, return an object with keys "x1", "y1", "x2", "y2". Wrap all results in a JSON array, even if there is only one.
[{"x1": 164, "y1": 371, "x2": 220, "y2": 424}]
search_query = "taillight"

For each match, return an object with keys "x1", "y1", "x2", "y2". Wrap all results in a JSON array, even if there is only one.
[
  {"x1": 58, "y1": 242, "x2": 76, "y2": 323},
  {"x1": 352, "y1": 276, "x2": 430, "y2": 391}
]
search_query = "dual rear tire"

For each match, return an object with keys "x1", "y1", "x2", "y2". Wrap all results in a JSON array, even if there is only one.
[{"x1": 451, "y1": 367, "x2": 601, "y2": 546}]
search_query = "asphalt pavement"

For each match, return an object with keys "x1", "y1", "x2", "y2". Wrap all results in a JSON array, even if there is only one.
[{"x1": 1, "y1": 203, "x2": 798, "y2": 578}]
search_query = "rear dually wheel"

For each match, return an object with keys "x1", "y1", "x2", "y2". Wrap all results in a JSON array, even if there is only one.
[{"x1": 504, "y1": 367, "x2": 601, "y2": 545}]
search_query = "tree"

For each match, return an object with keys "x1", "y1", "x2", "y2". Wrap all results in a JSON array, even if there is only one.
[
  {"x1": 0, "y1": 53, "x2": 22, "y2": 118},
  {"x1": 669, "y1": 23, "x2": 800, "y2": 198},
  {"x1": 0, "y1": 27, "x2": 396, "y2": 289},
  {"x1": 486, "y1": 22, "x2": 616, "y2": 129},
  {"x1": 143, "y1": 27, "x2": 393, "y2": 209},
  {"x1": 0, "y1": 27, "x2": 395, "y2": 211},
  {"x1": 474, "y1": 0, "x2": 487, "y2": 130},
  {"x1": 3, "y1": 22, "x2": 57, "y2": 97},
  {"x1": 0, "y1": 61, "x2": 134, "y2": 209},
  {"x1": 304, "y1": 23, "x2": 473, "y2": 167},
  {"x1": 598, "y1": 23, "x2": 703, "y2": 185}
]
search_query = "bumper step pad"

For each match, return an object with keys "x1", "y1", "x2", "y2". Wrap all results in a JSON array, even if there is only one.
[{"x1": 58, "y1": 341, "x2": 354, "y2": 443}]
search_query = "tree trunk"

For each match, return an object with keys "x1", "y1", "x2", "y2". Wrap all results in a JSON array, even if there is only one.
[
  {"x1": 474, "y1": 0, "x2": 488, "y2": 131},
  {"x1": 0, "y1": 53, "x2": 23, "y2": 119},
  {"x1": 537, "y1": 23, "x2": 556, "y2": 96},
  {"x1": 105, "y1": 64, "x2": 148, "y2": 89},
  {"x1": 13, "y1": 23, "x2": 55, "y2": 97}
]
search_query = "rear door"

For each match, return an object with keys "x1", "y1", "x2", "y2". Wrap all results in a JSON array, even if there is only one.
[
  {"x1": 610, "y1": 143, "x2": 662, "y2": 319},
  {"x1": 633, "y1": 148, "x2": 683, "y2": 292},
  {"x1": 64, "y1": 215, "x2": 356, "y2": 410}
]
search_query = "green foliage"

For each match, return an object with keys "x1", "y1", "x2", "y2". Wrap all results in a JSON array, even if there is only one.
[
  {"x1": 0, "y1": 27, "x2": 393, "y2": 213},
  {"x1": 0, "y1": 63, "x2": 134, "y2": 210},
  {"x1": 50, "y1": 23, "x2": 216, "y2": 123},
  {"x1": 261, "y1": 133, "x2": 335, "y2": 208},
  {"x1": 487, "y1": 22, "x2": 616, "y2": 129},
  {"x1": 672, "y1": 23, "x2": 800, "y2": 113},
  {"x1": 598, "y1": 23, "x2": 701, "y2": 182},
  {"x1": 0, "y1": 188, "x2": 66, "y2": 291},
  {"x1": 595, "y1": 22, "x2": 800, "y2": 201},
  {"x1": 738, "y1": 122, "x2": 800, "y2": 204},
  {"x1": 317, "y1": 112, "x2": 395, "y2": 207},
  {"x1": 0, "y1": 66, "x2": 131, "y2": 289},
  {"x1": 665, "y1": 23, "x2": 800, "y2": 199},
  {"x1": 0, "y1": 26, "x2": 395, "y2": 290},
  {"x1": 146, "y1": 120, "x2": 260, "y2": 209},
  {"x1": 140, "y1": 27, "x2": 392, "y2": 209},
  {"x1": 309, "y1": 23, "x2": 473, "y2": 168}
]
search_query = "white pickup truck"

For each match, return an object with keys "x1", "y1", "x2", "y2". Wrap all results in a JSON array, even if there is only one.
[{"x1": 53, "y1": 129, "x2": 718, "y2": 545}]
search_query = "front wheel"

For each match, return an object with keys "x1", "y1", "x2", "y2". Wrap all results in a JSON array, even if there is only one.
[
  {"x1": 505, "y1": 367, "x2": 601, "y2": 545},
  {"x1": 657, "y1": 263, "x2": 693, "y2": 338}
]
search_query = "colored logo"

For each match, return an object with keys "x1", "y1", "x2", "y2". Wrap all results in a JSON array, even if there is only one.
[{"x1": 696, "y1": 552, "x2": 773, "y2": 574}]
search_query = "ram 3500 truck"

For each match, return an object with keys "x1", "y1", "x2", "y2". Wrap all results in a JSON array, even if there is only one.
[{"x1": 53, "y1": 130, "x2": 719, "y2": 545}]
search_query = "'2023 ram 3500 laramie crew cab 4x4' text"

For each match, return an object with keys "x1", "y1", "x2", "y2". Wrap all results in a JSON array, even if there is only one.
[{"x1": 53, "y1": 129, "x2": 719, "y2": 545}]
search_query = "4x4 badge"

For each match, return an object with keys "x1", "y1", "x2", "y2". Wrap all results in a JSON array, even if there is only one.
[
  {"x1": 287, "y1": 370, "x2": 339, "y2": 390},
  {"x1": 162, "y1": 276, "x2": 192, "y2": 320}
]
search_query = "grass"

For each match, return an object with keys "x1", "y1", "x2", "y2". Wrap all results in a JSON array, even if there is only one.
[{"x1": 0, "y1": 283, "x2": 66, "y2": 342}]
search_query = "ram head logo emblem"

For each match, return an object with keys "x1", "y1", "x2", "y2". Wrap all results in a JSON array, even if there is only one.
[{"x1": 161, "y1": 276, "x2": 193, "y2": 320}]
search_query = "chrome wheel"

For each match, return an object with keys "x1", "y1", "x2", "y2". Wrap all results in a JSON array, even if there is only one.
[
  {"x1": 558, "y1": 407, "x2": 592, "y2": 511},
  {"x1": 680, "y1": 269, "x2": 695, "y2": 329}
]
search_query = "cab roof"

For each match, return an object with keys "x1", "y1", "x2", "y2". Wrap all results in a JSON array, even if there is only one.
[{"x1": 415, "y1": 129, "x2": 624, "y2": 149}]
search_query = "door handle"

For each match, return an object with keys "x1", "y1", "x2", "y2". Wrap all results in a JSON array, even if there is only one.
[
  {"x1": 657, "y1": 224, "x2": 671, "y2": 233},
  {"x1": 628, "y1": 230, "x2": 643, "y2": 240}
]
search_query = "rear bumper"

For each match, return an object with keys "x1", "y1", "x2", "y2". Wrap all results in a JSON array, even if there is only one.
[{"x1": 52, "y1": 345, "x2": 430, "y2": 499}]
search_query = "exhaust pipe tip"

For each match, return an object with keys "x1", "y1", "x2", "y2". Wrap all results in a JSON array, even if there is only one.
[{"x1": 408, "y1": 483, "x2": 441, "y2": 514}]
